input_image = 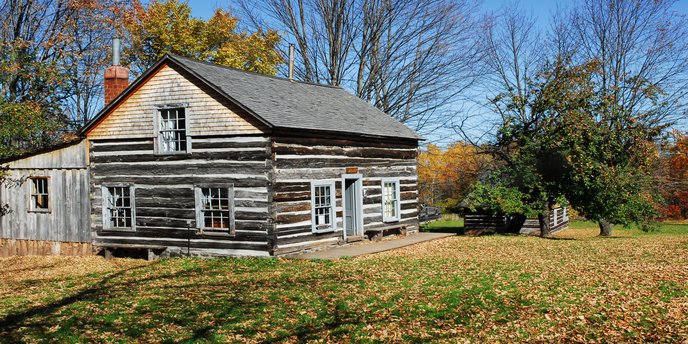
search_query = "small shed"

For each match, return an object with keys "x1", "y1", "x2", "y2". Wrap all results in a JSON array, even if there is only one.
[{"x1": 0, "y1": 140, "x2": 92, "y2": 256}]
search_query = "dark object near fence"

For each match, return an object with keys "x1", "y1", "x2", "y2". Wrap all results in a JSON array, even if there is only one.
[
  {"x1": 419, "y1": 205, "x2": 442, "y2": 222},
  {"x1": 462, "y1": 206, "x2": 569, "y2": 235}
]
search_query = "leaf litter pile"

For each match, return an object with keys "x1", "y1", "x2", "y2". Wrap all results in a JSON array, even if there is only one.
[{"x1": 1, "y1": 222, "x2": 687, "y2": 343}]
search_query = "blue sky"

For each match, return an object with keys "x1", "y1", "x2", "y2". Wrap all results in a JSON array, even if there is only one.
[
  {"x1": 182, "y1": 0, "x2": 688, "y2": 144},
  {"x1": 187, "y1": 0, "x2": 568, "y2": 27}
]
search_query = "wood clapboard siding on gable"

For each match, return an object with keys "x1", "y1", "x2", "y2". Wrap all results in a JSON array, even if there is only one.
[
  {"x1": 90, "y1": 135, "x2": 273, "y2": 256},
  {"x1": 271, "y1": 136, "x2": 420, "y2": 255},
  {"x1": 88, "y1": 65, "x2": 265, "y2": 140},
  {"x1": 0, "y1": 141, "x2": 91, "y2": 243}
]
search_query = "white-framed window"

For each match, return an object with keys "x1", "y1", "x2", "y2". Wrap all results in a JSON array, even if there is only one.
[
  {"x1": 195, "y1": 185, "x2": 235, "y2": 235},
  {"x1": 157, "y1": 107, "x2": 189, "y2": 153},
  {"x1": 28, "y1": 177, "x2": 50, "y2": 213},
  {"x1": 102, "y1": 185, "x2": 135, "y2": 230},
  {"x1": 381, "y1": 178, "x2": 401, "y2": 222},
  {"x1": 311, "y1": 180, "x2": 336, "y2": 233}
]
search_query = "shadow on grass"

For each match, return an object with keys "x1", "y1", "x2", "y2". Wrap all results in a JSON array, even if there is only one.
[
  {"x1": 0, "y1": 259, "x2": 379, "y2": 343},
  {"x1": 423, "y1": 226, "x2": 464, "y2": 235},
  {"x1": 0, "y1": 261, "x2": 162, "y2": 341}
]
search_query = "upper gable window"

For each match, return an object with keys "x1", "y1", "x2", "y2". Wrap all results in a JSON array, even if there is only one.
[
  {"x1": 29, "y1": 177, "x2": 50, "y2": 213},
  {"x1": 158, "y1": 108, "x2": 188, "y2": 153}
]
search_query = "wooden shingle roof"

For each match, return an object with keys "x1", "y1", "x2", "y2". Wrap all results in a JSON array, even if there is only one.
[{"x1": 82, "y1": 54, "x2": 421, "y2": 141}]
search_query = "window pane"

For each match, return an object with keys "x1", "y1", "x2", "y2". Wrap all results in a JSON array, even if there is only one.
[
  {"x1": 30, "y1": 178, "x2": 49, "y2": 210},
  {"x1": 200, "y1": 187, "x2": 231, "y2": 229},
  {"x1": 106, "y1": 186, "x2": 132, "y2": 228},
  {"x1": 383, "y1": 181, "x2": 398, "y2": 221},
  {"x1": 313, "y1": 183, "x2": 334, "y2": 230},
  {"x1": 159, "y1": 108, "x2": 187, "y2": 152}
]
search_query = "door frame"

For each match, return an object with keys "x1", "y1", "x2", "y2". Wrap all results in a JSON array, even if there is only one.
[{"x1": 341, "y1": 174, "x2": 364, "y2": 241}]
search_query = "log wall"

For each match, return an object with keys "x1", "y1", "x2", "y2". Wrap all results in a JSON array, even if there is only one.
[
  {"x1": 89, "y1": 135, "x2": 273, "y2": 257},
  {"x1": 272, "y1": 135, "x2": 419, "y2": 255}
]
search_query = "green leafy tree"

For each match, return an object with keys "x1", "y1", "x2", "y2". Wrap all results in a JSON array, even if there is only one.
[
  {"x1": 552, "y1": 0, "x2": 688, "y2": 235},
  {"x1": 470, "y1": 57, "x2": 597, "y2": 236},
  {"x1": 560, "y1": 94, "x2": 664, "y2": 235},
  {"x1": 123, "y1": 0, "x2": 282, "y2": 75}
]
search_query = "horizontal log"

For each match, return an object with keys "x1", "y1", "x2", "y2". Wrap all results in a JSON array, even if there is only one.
[
  {"x1": 235, "y1": 211, "x2": 269, "y2": 221},
  {"x1": 275, "y1": 224, "x2": 312, "y2": 235},
  {"x1": 235, "y1": 200, "x2": 270, "y2": 208},
  {"x1": 137, "y1": 217, "x2": 193, "y2": 229},
  {"x1": 273, "y1": 182, "x2": 310, "y2": 193},
  {"x1": 137, "y1": 208, "x2": 196, "y2": 218},
  {"x1": 273, "y1": 136, "x2": 417, "y2": 149},
  {"x1": 94, "y1": 237, "x2": 269, "y2": 251},
  {"x1": 276, "y1": 202, "x2": 310, "y2": 213},
  {"x1": 275, "y1": 158, "x2": 415, "y2": 170},
  {"x1": 273, "y1": 145, "x2": 417, "y2": 159},
  {"x1": 94, "y1": 176, "x2": 268, "y2": 188},
  {"x1": 92, "y1": 142, "x2": 154, "y2": 153},
  {"x1": 401, "y1": 203, "x2": 417, "y2": 210},
  {"x1": 274, "y1": 191, "x2": 310, "y2": 202},
  {"x1": 93, "y1": 164, "x2": 268, "y2": 177},
  {"x1": 96, "y1": 226, "x2": 268, "y2": 241},
  {"x1": 135, "y1": 197, "x2": 196, "y2": 209},
  {"x1": 91, "y1": 151, "x2": 269, "y2": 164},
  {"x1": 136, "y1": 188, "x2": 192, "y2": 198},
  {"x1": 276, "y1": 213, "x2": 311, "y2": 224},
  {"x1": 275, "y1": 166, "x2": 416, "y2": 180},
  {"x1": 276, "y1": 230, "x2": 342, "y2": 246},
  {"x1": 235, "y1": 221, "x2": 272, "y2": 232},
  {"x1": 191, "y1": 140, "x2": 270, "y2": 150}
]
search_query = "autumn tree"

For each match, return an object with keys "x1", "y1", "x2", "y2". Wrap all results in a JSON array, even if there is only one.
[
  {"x1": 0, "y1": 0, "x2": 75, "y2": 158},
  {"x1": 237, "y1": 0, "x2": 483, "y2": 135},
  {"x1": 656, "y1": 131, "x2": 688, "y2": 219},
  {"x1": 418, "y1": 142, "x2": 491, "y2": 210},
  {"x1": 122, "y1": 0, "x2": 282, "y2": 75}
]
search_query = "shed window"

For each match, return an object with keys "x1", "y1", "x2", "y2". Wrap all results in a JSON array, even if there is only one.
[
  {"x1": 311, "y1": 181, "x2": 336, "y2": 233},
  {"x1": 103, "y1": 186, "x2": 134, "y2": 229},
  {"x1": 195, "y1": 185, "x2": 234, "y2": 234},
  {"x1": 158, "y1": 108, "x2": 187, "y2": 153},
  {"x1": 381, "y1": 178, "x2": 401, "y2": 222},
  {"x1": 29, "y1": 177, "x2": 49, "y2": 212}
]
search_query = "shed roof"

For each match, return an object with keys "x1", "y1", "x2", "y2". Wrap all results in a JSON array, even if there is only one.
[{"x1": 82, "y1": 54, "x2": 421, "y2": 141}]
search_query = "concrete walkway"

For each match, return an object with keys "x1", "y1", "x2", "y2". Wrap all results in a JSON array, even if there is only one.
[{"x1": 288, "y1": 232, "x2": 455, "y2": 260}]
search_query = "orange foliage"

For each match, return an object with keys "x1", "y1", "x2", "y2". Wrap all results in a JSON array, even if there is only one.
[
  {"x1": 418, "y1": 142, "x2": 492, "y2": 208},
  {"x1": 658, "y1": 130, "x2": 688, "y2": 219}
]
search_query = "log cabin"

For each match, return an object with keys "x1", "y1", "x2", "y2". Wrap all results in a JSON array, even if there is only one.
[{"x1": 0, "y1": 54, "x2": 422, "y2": 258}]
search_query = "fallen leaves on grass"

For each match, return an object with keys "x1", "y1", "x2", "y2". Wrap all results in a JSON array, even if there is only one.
[{"x1": 0, "y1": 223, "x2": 687, "y2": 342}]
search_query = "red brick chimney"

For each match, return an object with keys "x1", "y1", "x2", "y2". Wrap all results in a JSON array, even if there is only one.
[{"x1": 104, "y1": 38, "x2": 129, "y2": 104}]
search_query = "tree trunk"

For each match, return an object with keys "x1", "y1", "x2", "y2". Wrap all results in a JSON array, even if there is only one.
[
  {"x1": 538, "y1": 208, "x2": 551, "y2": 237},
  {"x1": 598, "y1": 219, "x2": 612, "y2": 236}
]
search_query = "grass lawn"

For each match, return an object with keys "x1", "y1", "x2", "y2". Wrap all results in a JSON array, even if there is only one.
[{"x1": 1, "y1": 221, "x2": 688, "y2": 342}]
